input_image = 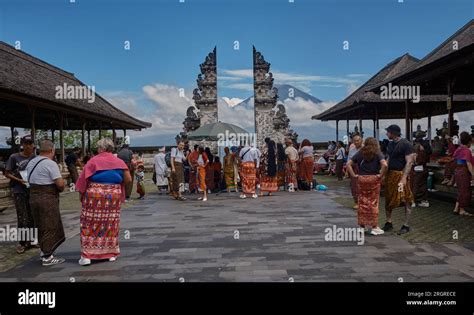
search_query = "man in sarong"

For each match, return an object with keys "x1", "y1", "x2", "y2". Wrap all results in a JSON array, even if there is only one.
[
  {"x1": 411, "y1": 134, "x2": 432, "y2": 208},
  {"x1": 4, "y1": 135, "x2": 36, "y2": 254},
  {"x1": 383, "y1": 125, "x2": 415, "y2": 235},
  {"x1": 284, "y1": 138, "x2": 298, "y2": 192},
  {"x1": 26, "y1": 140, "x2": 66, "y2": 266}
]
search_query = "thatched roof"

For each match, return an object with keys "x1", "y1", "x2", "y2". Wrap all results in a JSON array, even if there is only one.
[
  {"x1": 313, "y1": 53, "x2": 420, "y2": 121},
  {"x1": 0, "y1": 41, "x2": 151, "y2": 130},
  {"x1": 370, "y1": 19, "x2": 474, "y2": 91}
]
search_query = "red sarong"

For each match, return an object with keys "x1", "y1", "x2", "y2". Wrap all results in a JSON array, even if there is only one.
[
  {"x1": 357, "y1": 175, "x2": 381, "y2": 227},
  {"x1": 455, "y1": 165, "x2": 472, "y2": 208},
  {"x1": 241, "y1": 162, "x2": 256, "y2": 194}
]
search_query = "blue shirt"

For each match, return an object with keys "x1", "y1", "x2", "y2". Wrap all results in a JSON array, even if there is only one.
[{"x1": 90, "y1": 169, "x2": 124, "y2": 184}]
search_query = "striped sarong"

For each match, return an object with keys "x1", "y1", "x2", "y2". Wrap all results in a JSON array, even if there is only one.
[{"x1": 80, "y1": 183, "x2": 122, "y2": 260}]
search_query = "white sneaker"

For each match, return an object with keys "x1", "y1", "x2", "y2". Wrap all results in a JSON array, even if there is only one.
[
  {"x1": 252, "y1": 194, "x2": 258, "y2": 199},
  {"x1": 370, "y1": 227, "x2": 385, "y2": 235},
  {"x1": 109, "y1": 257, "x2": 117, "y2": 262},
  {"x1": 78, "y1": 257, "x2": 91, "y2": 266},
  {"x1": 411, "y1": 203, "x2": 416, "y2": 208},
  {"x1": 418, "y1": 200, "x2": 430, "y2": 208},
  {"x1": 202, "y1": 197, "x2": 207, "y2": 201},
  {"x1": 239, "y1": 194, "x2": 247, "y2": 199}
]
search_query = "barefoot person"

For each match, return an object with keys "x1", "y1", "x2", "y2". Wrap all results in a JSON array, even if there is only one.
[
  {"x1": 75, "y1": 138, "x2": 132, "y2": 266},
  {"x1": 26, "y1": 140, "x2": 66, "y2": 266},
  {"x1": 347, "y1": 137, "x2": 387, "y2": 236},
  {"x1": 382, "y1": 125, "x2": 415, "y2": 235},
  {"x1": 4, "y1": 135, "x2": 36, "y2": 254},
  {"x1": 453, "y1": 132, "x2": 474, "y2": 216}
]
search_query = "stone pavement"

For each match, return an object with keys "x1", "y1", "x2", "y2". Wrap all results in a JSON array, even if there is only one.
[{"x1": 1, "y1": 182, "x2": 474, "y2": 282}]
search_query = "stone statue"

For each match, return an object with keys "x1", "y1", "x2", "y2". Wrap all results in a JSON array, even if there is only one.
[
  {"x1": 183, "y1": 106, "x2": 200, "y2": 133},
  {"x1": 436, "y1": 120, "x2": 449, "y2": 138},
  {"x1": 273, "y1": 104, "x2": 290, "y2": 130},
  {"x1": 413, "y1": 124, "x2": 427, "y2": 140}
]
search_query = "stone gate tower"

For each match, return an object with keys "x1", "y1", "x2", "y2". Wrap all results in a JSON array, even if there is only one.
[
  {"x1": 193, "y1": 47, "x2": 218, "y2": 126},
  {"x1": 253, "y1": 46, "x2": 296, "y2": 148}
]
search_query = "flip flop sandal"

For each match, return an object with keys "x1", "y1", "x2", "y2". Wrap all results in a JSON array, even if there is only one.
[{"x1": 459, "y1": 211, "x2": 473, "y2": 217}]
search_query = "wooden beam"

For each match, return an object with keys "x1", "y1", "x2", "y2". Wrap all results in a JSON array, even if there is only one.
[
  {"x1": 374, "y1": 107, "x2": 379, "y2": 141},
  {"x1": 28, "y1": 106, "x2": 36, "y2": 144},
  {"x1": 336, "y1": 120, "x2": 339, "y2": 141},
  {"x1": 10, "y1": 126, "x2": 17, "y2": 152},
  {"x1": 346, "y1": 119, "x2": 349, "y2": 137}
]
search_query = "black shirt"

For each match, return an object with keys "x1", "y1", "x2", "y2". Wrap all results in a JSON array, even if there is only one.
[
  {"x1": 65, "y1": 152, "x2": 78, "y2": 166},
  {"x1": 387, "y1": 139, "x2": 414, "y2": 171},
  {"x1": 351, "y1": 152, "x2": 385, "y2": 175}
]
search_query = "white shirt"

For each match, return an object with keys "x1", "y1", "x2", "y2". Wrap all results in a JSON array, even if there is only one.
[
  {"x1": 26, "y1": 156, "x2": 62, "y2": 185},
  {"x1": 240, "y1": 146, "x2": 260, "y2": 168},
  {"x1": 171, "y1": 147, "x2": 184, "y2": 163}
]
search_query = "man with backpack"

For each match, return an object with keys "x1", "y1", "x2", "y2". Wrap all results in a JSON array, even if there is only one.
[{"x1": 4, "y1": 135, "x2": 36, "y2": 254}]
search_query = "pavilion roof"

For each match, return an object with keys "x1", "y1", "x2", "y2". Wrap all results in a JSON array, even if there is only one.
[
  {"x1": 0, "y1": 41, "x2": 151, "y2": 130},
  {"x1": 312, "y1": 53, "x2": 420, "y2": 121}
]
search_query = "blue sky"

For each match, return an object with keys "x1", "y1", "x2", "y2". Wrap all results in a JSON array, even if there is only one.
[{"x1": 0, "y1": 0, "x2": 473, "y2": 145}]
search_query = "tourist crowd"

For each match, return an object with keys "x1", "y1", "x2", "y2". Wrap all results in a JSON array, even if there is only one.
[{"x1": 2, "y1": 123, "x2": 473, "y2": 267}]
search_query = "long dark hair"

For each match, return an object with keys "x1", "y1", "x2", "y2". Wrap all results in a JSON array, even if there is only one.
[
  {"x1": 205, "y1": 147, "x2": 213, "y2": 163},
  {"x1": 277, "y1": 143, "x2": 286, "y2": 162},
  {"x1": 266, "y1": 139, "x2": 277, "y2": 177}
]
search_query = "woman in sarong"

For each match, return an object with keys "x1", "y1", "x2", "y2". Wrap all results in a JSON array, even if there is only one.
[
  {"x1": 204, "y1": 147, "x2": 214, "y2": 192},
  {"x1": 170, "y1": 142, "x2": 187, "y2": 201},
  {"x1": 259, "y1": 138, "x2": 278, "y2": 196},
  {"x1": 298, "y1": 139, "x2": 315, "y2": 189},
  {"x1": 75, "y1": 138, "x2": 132, "y2": 266},
  {"x1": 453, "y1": 132, "x2": 473, "y2": 216},
  {"x1": 238, "y1": 145, "x2": 258, "y2": 198},
  {"x1": 223, "y1": 147, "x2": 237, "y2": 192},
  {"x1": 276, "y1": 143, "x2": 286, "y2": 190},
  {"x1": 196, "y1": 146, "x2": 209, "y2": 201},
  {"x1": 213, "y1": 156, "x2": 222, "y2": 193},
  {"x1": 346, "y1": 137, "x2": 388, "y2": 235}
]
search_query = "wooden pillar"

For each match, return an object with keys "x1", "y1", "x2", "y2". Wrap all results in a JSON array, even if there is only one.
[
  {"x1": 123, "y1": 129, "x2": 127, "y2": 137},
  {"x1": 10, "y1": 126, "x2": 17, "y2": 152},
  {"x1": 427, "y1": 113, "x2": 432, "y2": 142},
  {"x1": 358, "y1": 111, "x2": 363, "y2": 136},
  {"x1": 87, "y1": 129, "x2": 91, "y2": 153},
  {"x1": 51, "y1": 129, "x2": 55, "y2": 143},
  {"x1": 81, "y1": 121, "x2": 86, "y2": 155},
  {"x1": 336, "y1": 120, "x2": 339, "y2": 141},
  {"x1": 98, "y1": 123, "x2": 102, "y2": 140},
  {"x1": 405, "y1": 100, "x2": 410, "y2": 139},
  {"x1": 59, "y1": 114, "x2": 65, "y2": 166},
  {"x1": 346, "y1": 119, "x2": 349, "y2": 136},
  {"x1": 112, "y1": 127, "x2": 117, "y2": 145},
  {"x1": 374, "y1": 107, "x2": 380, "y2": 141},
  {"x1": 28, "y1": 106, "x2": 36, "y2": 144},
  {"x1": 447, "y1": 79, "x2": 454, "y2": 136}
]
